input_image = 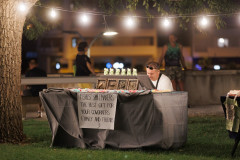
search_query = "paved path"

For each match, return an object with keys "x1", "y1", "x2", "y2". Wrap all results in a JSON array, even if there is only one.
[
  {"x1": 23, "y1": 105, "x2": 224, "y2": 120},
  {"x1": 188, "y1": 105, "x2": 224, "y2": 117}
]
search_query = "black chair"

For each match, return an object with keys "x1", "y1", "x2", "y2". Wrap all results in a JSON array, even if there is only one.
[{"x1": 220, "y1": 96, "x2": 240, "y2": 157}]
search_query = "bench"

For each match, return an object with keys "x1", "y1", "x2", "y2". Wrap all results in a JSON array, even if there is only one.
[{"x1": 22, "y1": 96, "x2": 42, "y2": 119}]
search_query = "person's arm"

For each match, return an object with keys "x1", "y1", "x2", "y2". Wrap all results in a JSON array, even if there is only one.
[
  {"x1": 179, "y1": 44, "x2": 187, "y2": 70},
  {"x1": 86, "y1": 62, "x2": 96, "y2": 75},
  {"x1": 159, "y1": 45, "x2": 167, "y2": 67}
]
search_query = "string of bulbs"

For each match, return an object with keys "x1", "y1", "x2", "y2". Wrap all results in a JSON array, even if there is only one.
[{"x1": 18, "y1": 2, "x2": 240, "y2": 29}]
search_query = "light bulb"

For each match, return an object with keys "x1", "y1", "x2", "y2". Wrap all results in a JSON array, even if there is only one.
[
  {"x1": 162, "y1": 18, "x2": 171, "y2": 28},
  {"x1": 19, "y1": 3, "x2": 27, "y2": 12},
  {"x1": 124, "y1": 17, "x2": 136, "y2": 29},
  {"x1": 103, "y1": 31, "x2": 118, "y2": 36},
  {"x1": 79, "y1": 14, "x2": 91, "y2": 26},
  {"x1": 50, "y1": 8, "x2": 57, "y2": 19},
  {"x1": 199, "y1": 16, "x2": 209, "y2": 28}
]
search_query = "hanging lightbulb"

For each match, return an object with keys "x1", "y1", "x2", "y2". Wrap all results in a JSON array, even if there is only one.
[
  {"x1": 103, "y1": 31, "x2": 118, "y2": 36},
  {"x1": 49, "y1": 8, "x2": 58, "y2": 19},
  {"x1": 124, "y1": 16, "x2": 136, "y2": 29},
  {"x1": 162, "y1": 18, "x2": 172, "y2": 29},
  {"x1": 18, "y1": 2, "x2": 30, "y2": 15},
  {"x1": 18, "y1": 2, "x2": 27, "y2": 12},
  {"x1": 199, "y1": 16, "x2": 209, "y2": 28},
  {"x1": 79, "y1": 14, "x2": 91, "y2": 26}
]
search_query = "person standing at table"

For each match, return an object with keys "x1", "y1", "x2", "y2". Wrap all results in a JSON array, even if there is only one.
[
  {"x1": 159, "y1": 34, "x2": 187, "y2": 91},
  {"x1": 146, "y1": 61, "x2": 173, "y2": 91},
  {"x1": 75, "y1": 41, "x2": 95, "y2": 76},
  {"x1": 24, "y1": 59, "x2": 47, "y2": 118}
]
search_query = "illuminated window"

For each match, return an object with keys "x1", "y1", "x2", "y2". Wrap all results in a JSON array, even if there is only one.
[
  {"x1": 217, "y1": 38, "x2": 229, "y2": 48},
  {"x1": 72, "y1": 38, "x2": 77, "y2": 48}
]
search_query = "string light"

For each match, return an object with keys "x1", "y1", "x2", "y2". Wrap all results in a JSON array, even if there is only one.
[
  {"x1": 19, "y1": 3, "x2": 26, "y2": 11},
  {"x1": 79, "y1": 14, "x2": 91, "y2": 26},
  {"x1": 30, "y1": 4, "x2": 240, "y2": 29},
  {"x1": 34, "y1": 3, "x2": 239, "y2": 19},
  {"x1": 124, "y1": 16, "x2": 136, "y2": 29},
  {"x1": 161, "y1": 18, "x2": 172, "y2": 29},
  {"x1": 18, "y1": 2, "x2": 28, "y2": 13},
  {"x1": 199, "y1": 16, "x2": 209, "y2": 28},
  {"x1": 49, "y1": 8, "x2": 58, "y2": 19}
]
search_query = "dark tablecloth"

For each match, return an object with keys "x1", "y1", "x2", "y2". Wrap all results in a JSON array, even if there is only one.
[{"x1": 40, "y1": 89, "x2": 188, "y2": 149}]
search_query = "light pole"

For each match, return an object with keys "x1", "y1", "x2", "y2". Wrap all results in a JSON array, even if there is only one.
[
  {"x1": 87, "y1": 31, "x2": 118, "y2": 57},
  {"x1": 86, "y1": 32, "x2": 104, "y2": 58}
]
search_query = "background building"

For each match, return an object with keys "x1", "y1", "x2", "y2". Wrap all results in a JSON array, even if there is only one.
[{"x1": 192, "y1": 26, "x2": 240, "y2": 70}]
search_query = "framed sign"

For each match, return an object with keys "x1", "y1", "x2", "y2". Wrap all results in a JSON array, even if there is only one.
[
  {"x1": 117, "y1": 79, "x2": 129, "y2": 90},
  {"x1": 106, "y1": 79, "x2": 118, "y2": 90},
  {"x1": 96, "y1": 79, "x2": 107, "y2": 89},
  {"x1": 128, "y1": 79, "x2": 139, "y2": 90}
]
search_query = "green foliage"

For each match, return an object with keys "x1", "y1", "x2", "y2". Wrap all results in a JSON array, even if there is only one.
[
  {"x1": 126, "y1": 0, "x2": 139, "y2": 11},
  {"x1": 23, "y1": 0, "x2": 62, "y2": 40},
  {"x1": 99, "y1": 0, "x2": 125, "y2": 14},
  {"x1": 23, "y1": 16, "x2": 48, "y2": 40},
  {"x1": 215, "y1": 17, "x2": 226, "y2": 30}
]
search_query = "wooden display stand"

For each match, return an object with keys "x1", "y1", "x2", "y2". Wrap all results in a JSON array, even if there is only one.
[{"x1": 96, "y1": 78, "x2": 139, "y2": 90}]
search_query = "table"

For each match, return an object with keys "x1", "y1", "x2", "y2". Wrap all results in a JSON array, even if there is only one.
[
  {"x1": 221, "y1": 96, "x2": 240, "y2": 156},
  {"x1": 40, "y1": 88, "x2": 188, "y2": 149}
]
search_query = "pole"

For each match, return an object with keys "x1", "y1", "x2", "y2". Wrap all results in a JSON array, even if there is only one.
[{"x1": 87, "y1": 32, "x2": 104, "y2": 57}]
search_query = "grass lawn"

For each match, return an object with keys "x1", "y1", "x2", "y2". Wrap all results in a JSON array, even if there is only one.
[{"x1": 0, "y1": 116, "x2": 237, "y2": 160}]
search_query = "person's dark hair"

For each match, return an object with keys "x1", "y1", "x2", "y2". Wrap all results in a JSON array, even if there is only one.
[
  {"x1": 146, "y1": 61, "x2": 160, "y2": 70},
  {"x1": 29, "y1": 59, "x2": 38, "y2": 65},
  {"x1": 169, "y1": 32, "x2": 178, "y2": 38},
  {"x1": 78, "y1": 41, "x2": 88, "y2": 51}
]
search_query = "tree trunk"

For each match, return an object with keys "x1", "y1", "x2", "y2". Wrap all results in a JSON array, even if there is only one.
[{"x1": 0, "y1": 0, "x2": 37, "y2": 143}]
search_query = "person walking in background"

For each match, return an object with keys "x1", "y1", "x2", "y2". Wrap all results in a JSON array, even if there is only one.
[
  {"x1": 24, "y1": 59, "x2": 47, "y2": 118},
  {"x1": 75, "y1": 41, "x2": 95, "y2": 76},
  {"x1": 159, "y1": 34, "x2": 187, "y2": 91},
  {"x1": 146, "y1": 61, "x2": 173, "y2": 91}
]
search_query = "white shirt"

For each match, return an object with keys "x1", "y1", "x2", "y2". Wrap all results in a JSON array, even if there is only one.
[{"x1": 151, "y1": 74, "x2": 173, "y2": 91}]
